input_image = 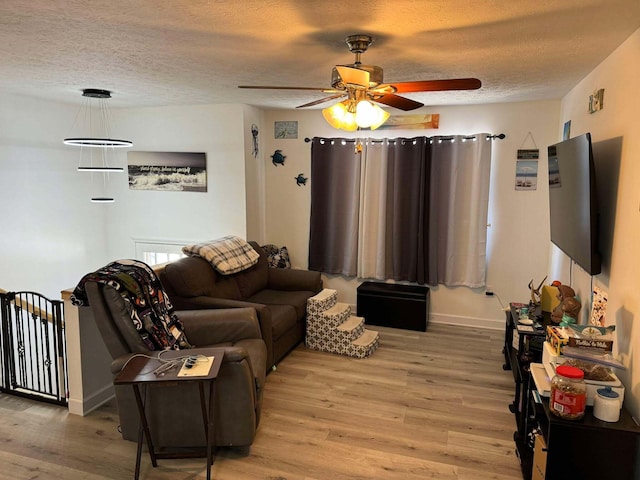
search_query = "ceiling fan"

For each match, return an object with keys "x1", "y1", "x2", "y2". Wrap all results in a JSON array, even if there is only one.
[{"x1": 238, "y1": 34, "x2": 481, "y2": 130}]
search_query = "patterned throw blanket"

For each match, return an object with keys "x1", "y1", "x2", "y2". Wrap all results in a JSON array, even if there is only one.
[
  {"x1": 71, "y1": 259, "x2": 191, "y2": 351},
  {"x1": 182, "y1": 235, "x2": 259, "y2": 275}
]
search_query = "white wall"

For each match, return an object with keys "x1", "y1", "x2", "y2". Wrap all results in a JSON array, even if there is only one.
[
  {"x1": 262, "y1": 101, "x2": 560, "y2": 328},
  {"x1": 0, "y1": 94, "x2": 109, "y2": 299},
  {"x1": 105, "y1": 103, "x2": 249, "y2": 260},
  {"x1": 0, "y1": 96, "x2": 251, "y2": 298},
  {"x1": 556, "y1": 28, "x2": 640, "y2": 417},
  {"x1": 243, "y1": 105, "x2": 267, "y2": 243}
]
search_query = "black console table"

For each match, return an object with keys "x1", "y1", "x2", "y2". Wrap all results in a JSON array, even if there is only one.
[
  {"x1": 530, "y1": 371, "x2": 640, "y2": 480},
  {"x1": 503, "y1": 302, "x2": 550, "y2": 476},
  {"x1": 504, "y1": 303, "x2": 640, "y2": 479}
]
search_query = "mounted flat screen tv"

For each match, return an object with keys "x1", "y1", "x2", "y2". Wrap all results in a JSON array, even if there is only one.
[{"x1": 548, "y1": 133, "x2": 601, "y2": 275}]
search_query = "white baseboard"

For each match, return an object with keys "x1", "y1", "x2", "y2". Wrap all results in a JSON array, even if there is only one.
[
  {"x1": 430, "y1": 312, "x2": 504, "y2": 331},
  {"x1": 350, "y1": 300, "x2": 504, "y2": 332},
  {"x1": 68, "y1": 383, "x2": 115, "y2": 416}
]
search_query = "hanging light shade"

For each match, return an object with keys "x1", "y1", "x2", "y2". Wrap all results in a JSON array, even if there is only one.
[
  {"x1": 355, "y1": 100, "x2": 390, "y2": 130},
  {"x1": 322, "y1": 97, "x2": 390, "y2": 131},
  {"x1": 322, "y1": 101, "x2": 358, "y2": 131},
  {"x1": 64, "y1": 88, "x2": 132, "y2": 201}
]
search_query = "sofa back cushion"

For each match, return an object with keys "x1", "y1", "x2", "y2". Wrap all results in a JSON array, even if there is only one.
[
  {"x1": 164, "y1": 256, "x2": 242, "y2": 300},
  {"x1": 235, "y1": 242, "x2": 269, "y2": 299}
]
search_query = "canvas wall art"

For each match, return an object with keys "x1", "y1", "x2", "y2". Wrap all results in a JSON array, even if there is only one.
[{"x1": 128, "y1": 152, "x2": 207, "y2": 192}]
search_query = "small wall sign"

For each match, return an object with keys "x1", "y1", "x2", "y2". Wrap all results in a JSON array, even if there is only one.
[
  {"x1": 274, "y1": 121, "x2": 298, "y2": 139},
  {"x1": 589, "y1": 89, "x2": 604, "y2": 114}
]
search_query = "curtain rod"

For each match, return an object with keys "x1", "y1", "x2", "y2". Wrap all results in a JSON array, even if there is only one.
[{"x1": 304, "y1": 134, "x2": 505, "y2": 143}]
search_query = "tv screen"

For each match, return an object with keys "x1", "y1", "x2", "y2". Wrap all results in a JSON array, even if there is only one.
[{"x1": 548, "y1": 133, "x2": 601, "y2": 275}]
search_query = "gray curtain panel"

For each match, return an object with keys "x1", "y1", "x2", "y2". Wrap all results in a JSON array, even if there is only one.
[
  {"x1": 308, "y1": 138, "x2": 361, "y2": 275},
  {"x1": 428, "y1": 135, "x2": 492, "y2": 287},
  {"x1": 384, "y1": 137, "x2": 431, "y2": 283}
]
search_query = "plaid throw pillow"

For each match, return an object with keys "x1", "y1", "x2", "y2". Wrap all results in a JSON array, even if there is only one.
[{"x1": 182, "y1": 236, "x2": 259, "y2": 275}]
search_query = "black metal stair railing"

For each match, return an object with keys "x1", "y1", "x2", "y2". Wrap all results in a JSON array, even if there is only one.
[{"x1": 0, "y1": 290, "x2": 68, "y2": 406}]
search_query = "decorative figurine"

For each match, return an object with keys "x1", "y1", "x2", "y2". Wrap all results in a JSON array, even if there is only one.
[
  {"x1": 294, "y1": 173, "x2": 308, "y2": 186},
  {"x1": 271, "y1": 149, "x2": 286, "y2": 166},
  {"x1": 528, "y1": 276, "x2": 547, "y2": 306},
  {"x1": 551, "y1": 284, "x2": 582, "y2": 324}
]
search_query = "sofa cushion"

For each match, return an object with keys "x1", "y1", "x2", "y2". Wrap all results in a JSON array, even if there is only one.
[
  {"x1": 164, "y1": 256, "x2": 242, "y2": 300},
  {"x1": 247, "y1": 289, "x2": 316, "y2": 321},
  {"x1": 235, "y1": 245, "x2": 269, "y2": 299},
  {"x1": 265, "y1": 304, "x2": 298, "y2": 341}
]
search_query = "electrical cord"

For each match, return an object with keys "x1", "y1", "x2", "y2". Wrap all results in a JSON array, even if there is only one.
[{"x1": 119, "y1": 351, "x2": 210, "y2": 376}]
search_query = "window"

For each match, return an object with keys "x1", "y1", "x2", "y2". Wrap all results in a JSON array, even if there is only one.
[{"x1": 134, "y1": 241, "x2": 187, "y2": 266}]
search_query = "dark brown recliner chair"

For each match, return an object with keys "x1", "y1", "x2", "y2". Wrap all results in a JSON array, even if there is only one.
[{"x1": 83, "y1": 281, "x2": 267, "y2": 449}]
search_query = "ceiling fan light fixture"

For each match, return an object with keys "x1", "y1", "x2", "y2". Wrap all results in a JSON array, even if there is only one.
[
  {"x1": 323, "y1": 99, "x2": 389, "y2": 131},
  {"x1": 322, "y1": 102, "x2": 358, "y2": 131}
]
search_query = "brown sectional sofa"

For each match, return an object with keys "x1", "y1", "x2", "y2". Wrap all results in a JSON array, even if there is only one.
[{"x1": 157, "y1": 241, "x2": 322, "y2": 370}]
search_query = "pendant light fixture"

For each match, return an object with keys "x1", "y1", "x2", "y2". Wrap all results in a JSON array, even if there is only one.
[{"x1": 64, "y1": 88, "x2": 132, "y2": 202}]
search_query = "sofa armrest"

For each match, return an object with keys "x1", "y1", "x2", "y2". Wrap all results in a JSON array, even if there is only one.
[
  {"x1": 172, "y1": 296, "x2": 274, "y2": 370},
  {"x1": 177, "y1": 307, "x2": 262, "y2": 346},
  {"x1": 267, "y1": 267, "x2": 322, "y2": 292}
]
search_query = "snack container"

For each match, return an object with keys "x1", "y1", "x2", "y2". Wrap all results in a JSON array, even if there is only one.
[{"x1": 550, "y1": 365, "x2": 586, "y2": 420}]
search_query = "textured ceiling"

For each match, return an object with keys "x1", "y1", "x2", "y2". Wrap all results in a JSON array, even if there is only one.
[{"x1": 1, "y1": 0, "x2": 639, "y2": 109}]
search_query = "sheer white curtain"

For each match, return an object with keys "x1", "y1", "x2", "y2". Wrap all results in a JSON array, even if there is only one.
[
  {"x1": 428, "y1": 135, "x2": 492, "y2": 287},
  {"x1": 357, "y1": 139, "x2": 389, "y2": 279}
]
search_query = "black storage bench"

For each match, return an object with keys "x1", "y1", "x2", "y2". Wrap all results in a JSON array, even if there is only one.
[{"x1": 356, "y1": 281, "x2": 429, "y2": 332}]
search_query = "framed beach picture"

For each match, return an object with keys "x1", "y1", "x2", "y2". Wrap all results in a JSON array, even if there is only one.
[
  {"x1": 515, "y1": 160, "x2": 538, "y2": 191},
  {"x1": 128, "y1": 152, "x2": 207, "y2": 192}
]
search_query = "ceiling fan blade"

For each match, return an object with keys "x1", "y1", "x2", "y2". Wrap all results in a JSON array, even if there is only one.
[
  {"x1": 296, "y1": 94, "x2": 346, "y2": 109},
  {"x1": 336, "y1": 66, "x2": 370, "y2": 88},
  {"x1": 373, "y1": 93, "x2": 424, "y2": 111},
  {"x1": 238, "y1": 85, "x2": 341, "y2": 93},
  {"x1": 391, "y1": 78, "x2": 482, "y2": 93}
]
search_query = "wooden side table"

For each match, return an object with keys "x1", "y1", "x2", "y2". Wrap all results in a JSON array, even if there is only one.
[{"x1": 114, "y1": 347, "x2": 225, "y2": 480}]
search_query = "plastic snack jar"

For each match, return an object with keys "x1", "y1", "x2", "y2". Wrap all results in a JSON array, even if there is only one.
[{"x1": 550, "y1": 365, "x2": 586, "y2": 420}]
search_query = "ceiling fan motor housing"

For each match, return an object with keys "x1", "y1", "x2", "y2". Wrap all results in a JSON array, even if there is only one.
[
  {"x1": 345, "y1": 34, "x2": 373, "y2": 54},
  {"x1": 331, "y1": 65, "x2": 384, "y2": 89}
]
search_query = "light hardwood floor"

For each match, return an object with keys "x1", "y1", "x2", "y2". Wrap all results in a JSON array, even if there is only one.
[{"x1": 0, "y1": 323, "x2": 522, "y2": 480}]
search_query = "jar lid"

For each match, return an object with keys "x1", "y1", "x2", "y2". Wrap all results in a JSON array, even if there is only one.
[
  {"x1": 556, "y1": 365, "x2": 584, "y2": 379},
  {"x1": 597, "y1": 386, "x2": 619, "y2": 399}
]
